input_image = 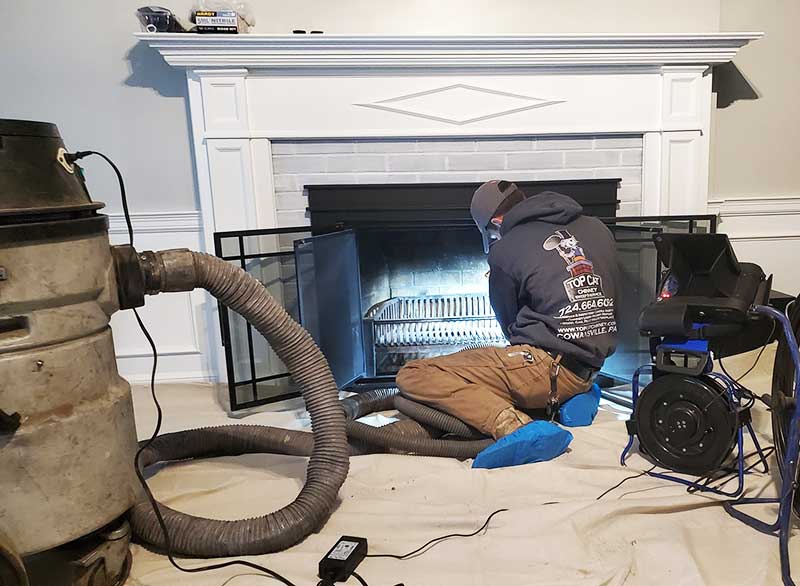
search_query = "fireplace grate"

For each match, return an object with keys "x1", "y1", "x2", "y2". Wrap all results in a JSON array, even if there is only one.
[{"x1": 365, "y1": 294, "x2": 505, "y2": 373}]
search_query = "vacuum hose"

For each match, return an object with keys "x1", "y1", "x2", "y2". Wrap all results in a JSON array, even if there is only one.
[
  {"x1": 126, "y1": 249, "x2": 493, "y2": 555},
  {"x1": 341, "y1": 389, "x2": 492, "y2": 458},
  {"x1": 129, "y1": 250, "x2": 349, "y2": 557}
]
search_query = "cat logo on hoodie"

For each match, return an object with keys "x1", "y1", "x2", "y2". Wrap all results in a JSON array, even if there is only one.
[
  {"x1": 542, "y1": 230, "x2": 616, "y2": 341},
  {"x1": 543, "y1": 230, "x2": 606, "y2": 303}
]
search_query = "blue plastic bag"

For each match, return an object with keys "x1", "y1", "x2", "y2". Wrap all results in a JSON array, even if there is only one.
[
  {"x1": 472, "y1": 420, "x2": 573, "y2": 469},
  {"x1": 559, "y1": 383, "x2": 602, "y2": 427}
]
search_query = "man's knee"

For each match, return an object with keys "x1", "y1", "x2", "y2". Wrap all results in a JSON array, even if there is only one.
[{"x1": 396, "y1": 360, "x2": 428, "y2": 396}]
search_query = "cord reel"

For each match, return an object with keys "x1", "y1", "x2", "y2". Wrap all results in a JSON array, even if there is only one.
[{"x1": 633, "y1": 373, "x2": 739, "y2": 476}]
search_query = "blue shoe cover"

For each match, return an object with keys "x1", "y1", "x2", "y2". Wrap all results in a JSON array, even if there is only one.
[
  {"x1": 472, "y1": 420, "x2": 573, "y2": 469},
  {"x1": 559, "y1": 383, "x2": 602, "y2": 427}
]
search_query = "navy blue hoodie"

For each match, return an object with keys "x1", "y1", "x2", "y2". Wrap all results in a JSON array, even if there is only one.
[{"x1": 487, "y1": 191, "x2": 619, "y2": 368}]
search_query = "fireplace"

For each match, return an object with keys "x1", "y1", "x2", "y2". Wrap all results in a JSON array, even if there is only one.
[
  {"x1": 214, "y1": 179, "x2": 715, "y2": 410},
  {"x1": 134, "y1": 32, "x2": 759, "y2": 387}
]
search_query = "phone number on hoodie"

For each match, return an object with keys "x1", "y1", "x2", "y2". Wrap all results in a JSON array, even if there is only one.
[{"x1": 556, "y1": 297, "x2": 614, "y2": 319}]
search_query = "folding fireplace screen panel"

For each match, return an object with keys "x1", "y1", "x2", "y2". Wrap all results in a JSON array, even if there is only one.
[
  {"x1": 215, "y1": 188, "x2": 715, "y2": 411},
  {"x1": 214, "y1": 227, "x2": 310, "y2": 410}
]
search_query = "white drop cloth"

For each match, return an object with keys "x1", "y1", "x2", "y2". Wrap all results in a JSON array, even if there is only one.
[{"x1": 127, "y1": 346, "x2": 798, "y2": 586}]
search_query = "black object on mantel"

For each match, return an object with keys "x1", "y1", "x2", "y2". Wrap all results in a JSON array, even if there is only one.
[{"x1": 307, "y1": 179, "x2": 621, "y2": 234}]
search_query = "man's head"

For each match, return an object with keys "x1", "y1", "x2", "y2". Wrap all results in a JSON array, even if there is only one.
[{"x1": 470, "y1": 180, "x2": 528, "y2": 253}]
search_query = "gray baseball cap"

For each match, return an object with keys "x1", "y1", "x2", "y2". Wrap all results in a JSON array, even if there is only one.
[{"x1": 470, "y1": 180, "x2": 520, "y2": 253}]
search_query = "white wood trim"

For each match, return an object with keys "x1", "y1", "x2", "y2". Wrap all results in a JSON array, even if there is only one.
[
  {"x1": 187, "y1": 70, "x2": 216, "y2": 254},
  {"x1": 108, "y1": 210, "x2": 202, "y2": 234},
  {"x1": 203, "y1": 126, "x2": 693, "y2": 141},
  {"x1": 707, "y1": 195, "x2": 800, "y2": 217},
  {"x1": 135, "y1": 32, "x2": 762, "y2": 69},
  {"x1": 641, "y1": 132, "x2": 663, "y2": 215},
  {"x1": 250, "y1": 139, "x2": 278, "y2": 229},
  {"x1": 206, "y1": 139, "x2": 259, "y2": 232}
]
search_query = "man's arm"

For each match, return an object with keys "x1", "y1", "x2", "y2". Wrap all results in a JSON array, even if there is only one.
[{"x1": 489, "y1": 265, "x2": 519, "y2": 339}]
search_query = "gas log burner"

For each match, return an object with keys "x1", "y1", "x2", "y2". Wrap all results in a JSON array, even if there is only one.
[{"x1": 215, "y1": 180, "x2": 715, "y2": 410}]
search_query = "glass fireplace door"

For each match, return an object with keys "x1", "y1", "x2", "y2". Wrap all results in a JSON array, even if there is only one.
[{"x1": 294, "y1": 230, "x2": 366, "y2": 389}]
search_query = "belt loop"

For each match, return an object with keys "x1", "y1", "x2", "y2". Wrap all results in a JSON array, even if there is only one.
[{"x1": 547, "y1": 354, "x2": 562, "y2": 421}]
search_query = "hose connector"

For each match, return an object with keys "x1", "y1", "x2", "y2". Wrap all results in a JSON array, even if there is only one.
[{"x1": 140, "y1": 249, "x2": 198, "y2": 294}]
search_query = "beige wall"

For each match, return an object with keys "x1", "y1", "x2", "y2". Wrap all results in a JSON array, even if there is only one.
[
  {"x1": 243, "y1": 1, "x2": 720, "y2": 34},
  {"x1": 711, "y1": 0, "x2": 800, "y2": 199}
]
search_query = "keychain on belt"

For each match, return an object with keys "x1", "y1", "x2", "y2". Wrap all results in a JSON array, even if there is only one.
[{"x1": 546, "y1": 354, "x2": 562, "y2": 421}]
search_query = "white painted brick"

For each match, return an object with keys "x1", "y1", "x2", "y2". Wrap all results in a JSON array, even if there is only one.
[
  {"x1": 597, "y1": 136, "x2": 643, "y2": 149},
  {"x1": 276, "y1": 192, "x2": 308, "y2": 211},
  {"x1": 565, "y1": 150, "x2": 622, "y2": 168},
  {"x1": 594, "y1": 167, "x2": 643, "y2": 184},
  {"x1": 474, "y1": 170, "x2": 514, "y2": 182},
  {"x1": 272, "y1": 174, "x2": 297, "y2": 192},
  {"x1": 506, "y1": 152, "x2": 563, "y2": 170},
  {"x1": 415, "y1": 172, "x2": 481, "y2": 183},
  {"x1": 272, "y1": 156, "x2": 326, "y2": 174},
  {"x1": 276, "y1": 209, "x2": 310, "y2": 228},
  {"x1": 387, "y1": 154, "x2": 446, "y2": 172},
  {"x1": 356, "y1": 140, "x2": 418, "y2": 153},
  {"x1": 533, "y1": 169, "x2": 595, "y2": 181},
  {"x1": 618, "y1": 201, "x2": 642, "y2": 216},
  {"x1": 536, "y1": 137, "x2": 593, "y2": 150},
  {"x1": 293, "y1": 141, "x2": 355, "y2": 154},
  {"x1": 617, "y1": 182, "x2": 643, "y2": 202},
  {"x1": 447, "y1": 153, "x2": 505, "y2": 171},
  {"x1": 356, "y1": 173, "x2": 419, "y2": 184},
  {"x1": 326, "y1": 154, "x2": 385, "y2": 173},
  {"x1": 294, "y1": 173, "x2": 358, "y2": 188},
  {"x1": 417, "y1": 139, "x2": 476, "y2": 152},
  {"x1": 620, "y1": 149, "x2": 643, "y2": 166},
  {"x1": 270, "y1": 142, "x2": 296, "y2": 155},
  {"x1": 475, "y1": 139, "x2": 534, "y2": 152}
]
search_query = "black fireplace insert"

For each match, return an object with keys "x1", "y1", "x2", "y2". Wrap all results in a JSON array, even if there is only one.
[{"x1": 214, "y1": 179, "x2": 716, "y2": 411}]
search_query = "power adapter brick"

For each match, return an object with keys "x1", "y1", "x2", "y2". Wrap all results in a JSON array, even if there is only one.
[{"x1": 318, "y1": 536, "x2": 368, "y2": 584}]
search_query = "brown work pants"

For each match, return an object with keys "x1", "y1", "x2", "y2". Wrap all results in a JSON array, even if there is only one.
[{"x1": 396, "y1": 344, "x2": 592, "y2": 439}]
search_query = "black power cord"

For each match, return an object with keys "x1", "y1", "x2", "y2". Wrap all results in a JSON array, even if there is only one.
[
  {"x1": 365, "y1": 508, "x2": 508, "y2": 561},
  {"x1": 68, "y1": 150, "x2": 300, "y2": 586},
  {"x1": 595, "y1": 466, "x2": 657, "y2": 500}
]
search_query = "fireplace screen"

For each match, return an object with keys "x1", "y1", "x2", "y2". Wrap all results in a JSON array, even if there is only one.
[
  {"x1": 216, "y1": 216, "x2": 716, "y2": 409},
  {"x1": 215, "y1": 213, "x2": 716, "y2": 411}
]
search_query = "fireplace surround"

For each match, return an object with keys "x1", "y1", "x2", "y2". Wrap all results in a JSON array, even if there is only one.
[{"x1": 136, "y1": 32, "x2": 760, "y2": 384}]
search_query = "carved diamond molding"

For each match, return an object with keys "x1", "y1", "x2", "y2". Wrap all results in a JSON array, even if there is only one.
[{"x1": 356, "y1": 84, "x2": 564, "y2": 125}]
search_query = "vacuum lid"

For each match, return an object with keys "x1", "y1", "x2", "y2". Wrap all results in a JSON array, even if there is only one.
[{"x1": 0, "y1": 118, "x2": 104, "y2": 218}]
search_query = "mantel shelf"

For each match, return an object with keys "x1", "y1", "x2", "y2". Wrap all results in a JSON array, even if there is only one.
[{"x1": 135, "y1": 32, "x2": 762, "y2": 69}]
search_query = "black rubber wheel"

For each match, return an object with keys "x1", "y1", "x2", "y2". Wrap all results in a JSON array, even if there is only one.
[
  {"x1": 634, "y1": 374, "x2": 738, "y2": 476},
  {"x1": 771, "y1": 295, "x2": 800, "y2": 517}
]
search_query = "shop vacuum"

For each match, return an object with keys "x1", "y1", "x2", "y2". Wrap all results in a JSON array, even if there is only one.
[
  {"x1": 621, "y1": 233, "x2": 800, "y2": 585},
  {"x1": 0, "y1": 119, "x2": 353, "y2": 585}
]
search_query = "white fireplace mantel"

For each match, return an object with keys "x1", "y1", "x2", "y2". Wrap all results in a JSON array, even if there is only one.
[
  {"x1": 136, "y1": 29, "x2": 763, "y2": 250},
  {"x1": 136, "y1": 32, "x2": 761, "y2": 381},
  {"x1": 136, "y1": 32, "x2": 760, "y2": 68}
]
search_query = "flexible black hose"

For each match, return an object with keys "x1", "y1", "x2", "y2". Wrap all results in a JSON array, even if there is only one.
[
  {"x1": 130, "y1": 252, "x2": 350, "y2": 557},
  {"x1": 394, "y1": 395, "x2": 486, "y2": 439},
  {"x1": 340, "y1": 388, "x2": 492, "y2": 458},
  {"x1": 345, "y1": 419, "x2": 492, "y2": 459},
  {"x1": 340, "y1": 387, "x2": 399, "y2": 420}
]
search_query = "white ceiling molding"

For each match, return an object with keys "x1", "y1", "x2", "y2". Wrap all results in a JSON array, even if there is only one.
[{"x1": 135, "y1": 32, "x2": 762, "y2": 69}]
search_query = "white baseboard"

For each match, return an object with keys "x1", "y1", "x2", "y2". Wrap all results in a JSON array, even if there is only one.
[
  {"x1": 107, "y1": 210, "x2": 214, "y2": 383},
  {"x1": 708, "y1": 195, "x2": 800, "y2": 294}
]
